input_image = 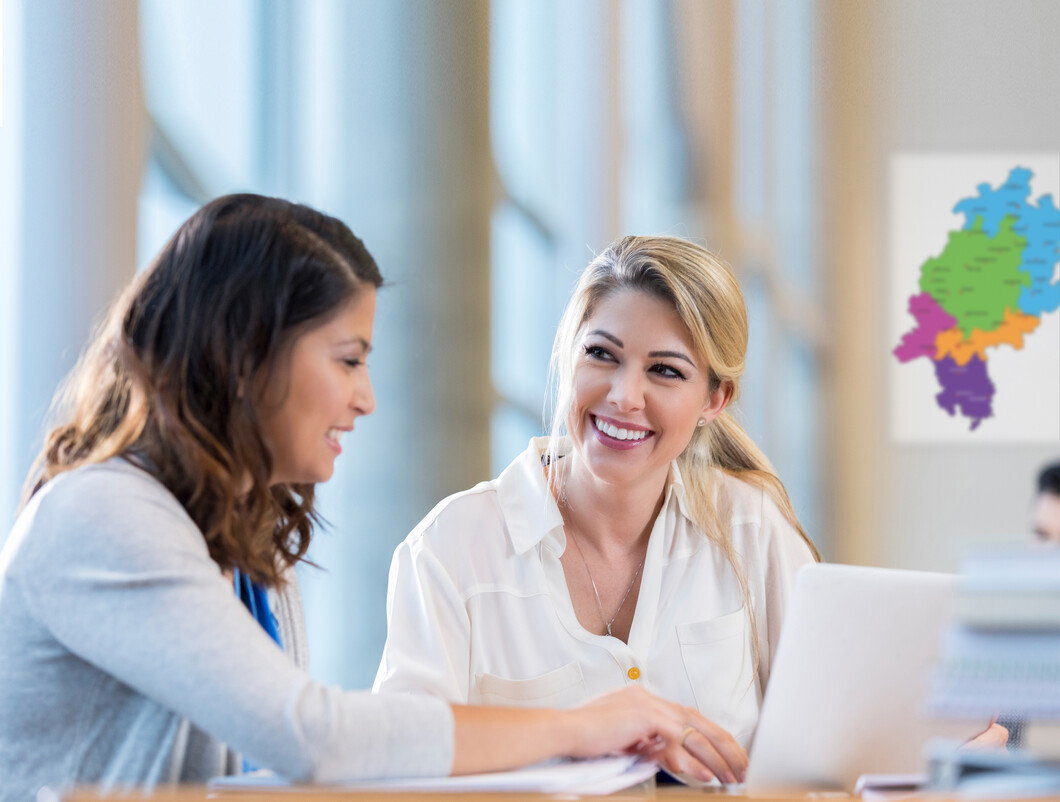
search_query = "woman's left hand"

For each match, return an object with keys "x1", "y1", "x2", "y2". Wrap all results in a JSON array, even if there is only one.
[
  {"x1": 566, "y1": 685, "x2": 748, "y2": 784},
  {"x1": 961, "y1": 718, "x2": 1009, "y2": 750}
]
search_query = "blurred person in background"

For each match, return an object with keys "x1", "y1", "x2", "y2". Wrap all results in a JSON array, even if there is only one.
[{"x1": 1033, "y1": 460, "x2": 1060, "y2": 542}]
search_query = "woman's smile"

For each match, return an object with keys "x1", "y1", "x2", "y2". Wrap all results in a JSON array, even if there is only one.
[
  {"x1": 590, "y1": 414, "x2": 655, "y2": 449},
  {"x1": 325, "y1": 426, "x2": 351, "y2": 455}
]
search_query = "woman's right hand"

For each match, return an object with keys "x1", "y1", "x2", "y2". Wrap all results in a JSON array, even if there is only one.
[
  {"x1": 565, "y1": 685, "x2": 748, "y2": 784},
  {"x1": 450, "y1": 685, "x2": 746, "y2": 782}
]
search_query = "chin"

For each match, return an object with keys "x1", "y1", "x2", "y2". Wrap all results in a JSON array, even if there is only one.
[
  {"x1": 283, "y1": 465, "x2": 334, "y2": 486},
  {"x1": 581, "y1": 452, "x2": 644, "y2": 482}
]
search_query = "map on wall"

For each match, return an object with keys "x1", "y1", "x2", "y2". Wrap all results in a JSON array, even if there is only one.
[{"x1": 890, "y1": 154, "x2": 1060, "y2": 442}]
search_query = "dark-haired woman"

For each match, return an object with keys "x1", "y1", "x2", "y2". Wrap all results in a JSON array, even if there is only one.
[{"x1": 0, "y1": 196, "x2": 742, "y2": 801}]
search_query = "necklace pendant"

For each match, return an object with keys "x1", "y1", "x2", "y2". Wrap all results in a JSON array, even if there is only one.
[{"x1": 606, "y1": 622, "x2": 613, "y2": 637}]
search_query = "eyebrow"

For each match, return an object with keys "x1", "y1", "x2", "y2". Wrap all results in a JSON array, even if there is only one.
[
  {"x1": 587, "y1": 329, "x2": 623, "y2": 347},
  {"x1": 336, "y1": 337, "x2": 372, "y2": 353},
  {"x1": 586, "y1": 329, "x2": 695, "y2": 366},
  {"x1": 649, "y1": 350, "x2": 695, "y2": 366}
]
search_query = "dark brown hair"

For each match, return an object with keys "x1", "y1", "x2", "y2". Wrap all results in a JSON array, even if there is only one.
[
  {"x1": 1041, "y1": 461, "x2": 1060, "y2": 497},
  {"x1": 26, "y1": 194, "x2": 383, "y2": 586}
]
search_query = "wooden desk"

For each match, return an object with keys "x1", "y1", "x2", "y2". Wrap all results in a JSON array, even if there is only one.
[
  {"x1": 62, "y1": 785, "x2": 964, "y2": 801},
  {"x1": 61, "y1": 784, "x2": 851, "y2": 801}
]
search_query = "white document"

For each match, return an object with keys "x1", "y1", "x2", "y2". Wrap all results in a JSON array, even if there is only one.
[{"x1": 209, "y1": 755, "x2": 659, "y2": 795}]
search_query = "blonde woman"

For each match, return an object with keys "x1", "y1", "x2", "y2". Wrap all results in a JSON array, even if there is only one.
[{"x1": 375, "y1": 236, "x2": 819, "y2": 779}]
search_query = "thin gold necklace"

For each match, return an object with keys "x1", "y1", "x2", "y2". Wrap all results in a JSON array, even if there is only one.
[{"x1": 566, "y1": 524, "x2": 644, "y2": 638}]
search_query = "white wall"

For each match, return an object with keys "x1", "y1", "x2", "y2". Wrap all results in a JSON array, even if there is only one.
[{"x1": 827, "y1": 0, "x2": 1060, "y2": 571}]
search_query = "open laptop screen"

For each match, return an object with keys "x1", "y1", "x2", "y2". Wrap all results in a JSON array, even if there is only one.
[{"x1": 745, "y1": 563, "x2": 982, "y2": 794}]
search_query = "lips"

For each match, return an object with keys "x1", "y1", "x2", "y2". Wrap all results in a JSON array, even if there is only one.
[
  {"x1": 591, "y1": 414, "x2": 654, "y2": 450},
  {"x1": 325, "y1": 426, "x2": 349, "y2": 454}
]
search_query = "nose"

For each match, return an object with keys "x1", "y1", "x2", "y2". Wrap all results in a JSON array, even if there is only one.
[
  {"x1": 352, "y1": 368, "x2": 375, "y2": 417},
  {"x1": 607, "y1": 366, "x2": 645, "y2": 412}
]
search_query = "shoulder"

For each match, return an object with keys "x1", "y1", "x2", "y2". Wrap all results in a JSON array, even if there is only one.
[
  {"x1": 403, "y1": 479, "x2": 508, "y2": 563},
  {"x1": 395, "y1": 443, "x2": 552, "y2": 586},
  {"x1": 714, "y1": 469, "x2": 768, "y2": 526},
  {"x1": 9, "y1": 458, "x2": 205, "y2": 576},
  {"x1": 406, "y1": 441, "x2": 546, "y2": 555},
  {"x1": 714, "y1": 470, "x2": 816, "y2": 563},
  {"x1": 387, "y1": 481, "x2": 514, "y2": 602},
  {"x1": 34, "y1": 458, "x2": 186, "y2": 518}
]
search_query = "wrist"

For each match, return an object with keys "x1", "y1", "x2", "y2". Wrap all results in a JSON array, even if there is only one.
[{"x1": 551, "y1": 707, "x2": 586, "y2": 759}]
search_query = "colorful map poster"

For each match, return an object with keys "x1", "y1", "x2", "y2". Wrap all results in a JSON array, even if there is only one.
[{"x1": 890, "y1": 154, "x2": 1060, "y2": 442}]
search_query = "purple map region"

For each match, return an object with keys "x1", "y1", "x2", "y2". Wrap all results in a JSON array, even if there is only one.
[
  {"x1": 934, "y1": 355, "x2": 995, "y2": 431},
  {"x1": 894, "y1": 293, "x2": 958, "y2": 363}
]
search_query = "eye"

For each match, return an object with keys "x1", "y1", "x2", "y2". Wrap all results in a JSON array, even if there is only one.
[
  {"x1": 342, "y1": 357, "x2": 365, "y2": 369},
  {"x1": 583, "y1": 344, "x2": 615, "y2": 362},
  {"x1": 650, "y1": 363, "x2": 687, "y2": 381}
]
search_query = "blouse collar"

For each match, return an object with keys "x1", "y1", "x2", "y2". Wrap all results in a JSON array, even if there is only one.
[{"x1": 495, "y1": 436, "x2": 693, "y2": 556}]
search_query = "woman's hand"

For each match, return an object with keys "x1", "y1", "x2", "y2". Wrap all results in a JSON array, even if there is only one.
[
  {"x1": 450, "y1": 685, "x2": 747, "y2": 783},
  {"x1": 565, "y1": 685, "x2": 748, "y2": 784},
  {"x1": 961, "y1": 717, "x2": 1009, "y2": 751}
]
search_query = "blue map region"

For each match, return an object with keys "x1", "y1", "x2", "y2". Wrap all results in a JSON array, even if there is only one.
[{"x1": 953, "y1": 166, "x2": 1060, "y2": 317}]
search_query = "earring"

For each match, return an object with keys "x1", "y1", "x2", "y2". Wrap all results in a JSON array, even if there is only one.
[{"x1": 697, "y1": 418, "x2": 706, "y2": 427}]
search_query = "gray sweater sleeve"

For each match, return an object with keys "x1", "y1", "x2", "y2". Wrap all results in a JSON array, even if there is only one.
[{"x1": 4, "y1": 460, "x2": 453, "y2": 784}]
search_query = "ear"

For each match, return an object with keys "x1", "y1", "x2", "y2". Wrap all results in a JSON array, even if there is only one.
[{"x1": 700, "y1": 380, "x2": 733, "y2": 426}]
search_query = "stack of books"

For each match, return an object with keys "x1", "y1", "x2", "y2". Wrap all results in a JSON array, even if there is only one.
[
  {"x1": 926, "y1": 544, "x2": 1060, "y2": 796},
  {"x1": 930, "y1": 544, "x2": 1060, "y2": 721}
]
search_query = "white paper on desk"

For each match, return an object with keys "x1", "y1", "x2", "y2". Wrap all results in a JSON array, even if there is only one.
[{"x1": 209, "y1": 755, "x2": 659, "y2": 795}]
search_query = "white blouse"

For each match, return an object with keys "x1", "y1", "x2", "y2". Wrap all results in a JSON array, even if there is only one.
[{"x1": 373, "y1": 438, "x2": 815, "y2": 747}]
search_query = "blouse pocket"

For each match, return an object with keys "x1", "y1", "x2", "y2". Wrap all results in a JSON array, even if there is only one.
[
  {"x1": 474, "y1": 661, "x2": 587, "y2": 708},
  {"x1": 677, "y1": 607, "x2": 758, "y2": 741}
]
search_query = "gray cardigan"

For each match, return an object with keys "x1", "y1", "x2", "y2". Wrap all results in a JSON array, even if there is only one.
[{"x1": 0, "y1": 459, "x2": 453, "y2": 801}]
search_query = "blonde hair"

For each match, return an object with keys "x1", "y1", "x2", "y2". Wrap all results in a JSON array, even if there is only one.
[{"x1": 546, "y1": 235, "x2": 819, "y2": 664}]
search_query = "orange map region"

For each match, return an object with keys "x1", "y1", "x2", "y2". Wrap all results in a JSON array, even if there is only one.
[{"x1": 934, "y1": 308, "x2": 1041, "y2": 365}]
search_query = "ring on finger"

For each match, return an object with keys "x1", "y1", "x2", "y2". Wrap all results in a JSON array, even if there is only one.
[{"x1": 680, "y1": 725, "x2": 697, "y2": 746}]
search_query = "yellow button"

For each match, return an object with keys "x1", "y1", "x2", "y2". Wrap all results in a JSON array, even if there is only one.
[{"x1": 627, "y1": 667, "x2": 641, "y2": 680}]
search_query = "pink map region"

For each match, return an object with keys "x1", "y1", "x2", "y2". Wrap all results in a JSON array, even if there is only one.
[{"x1": 893, "y1": 293, "x2": 958, "y2": 363}]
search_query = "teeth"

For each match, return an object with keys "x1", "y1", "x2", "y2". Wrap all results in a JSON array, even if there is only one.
[
  {"x1": 594, "y1": 417, "x2": 648, "y2": 441},
  {"x1": 326, "y1": 428, "x2": 344, "y2": 443}
]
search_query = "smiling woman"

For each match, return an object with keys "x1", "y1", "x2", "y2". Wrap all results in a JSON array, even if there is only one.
[
  {"x1": 0, "y1": 204, "x2": 738, "y2": 800},
  {"x1": 375, "y1": 236, "x2": 819, "y2": 780}
]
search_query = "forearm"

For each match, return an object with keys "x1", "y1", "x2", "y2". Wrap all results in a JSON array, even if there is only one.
[{"x1": 449, "y1": 704, "x2": 578, "y2": 775}]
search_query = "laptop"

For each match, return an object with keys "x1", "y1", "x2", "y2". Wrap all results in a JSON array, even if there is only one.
[{"x1": 744, "y1": 562, "x2": 984, "y2": 794}]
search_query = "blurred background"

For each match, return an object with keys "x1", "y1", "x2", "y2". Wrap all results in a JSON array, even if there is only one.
[{"x1": 1, "y1": 0, "x2": 1057, "y2": 689}]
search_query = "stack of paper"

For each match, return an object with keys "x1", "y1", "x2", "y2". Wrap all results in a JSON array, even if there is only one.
[
  {"x1": 955, "y1": 545, "x2": 1060, "y2": 629},
  {"x1": 923, "y1": 545, "x2": 1060, "y2": 797},
  {"x1": 210, "y1": 755, "x2": 660, "y2": 795},
  {"x1": 926, "y1": 738, "x2": 1060, "y2": 797},
  {"x1": 928, "y1": 544, "x2": 1060, "y2": 721}
]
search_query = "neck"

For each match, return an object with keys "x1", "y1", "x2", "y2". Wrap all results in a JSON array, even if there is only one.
[{"x1": 558, "y1": 456, "x2": 668, "y2": 556}]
